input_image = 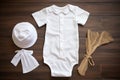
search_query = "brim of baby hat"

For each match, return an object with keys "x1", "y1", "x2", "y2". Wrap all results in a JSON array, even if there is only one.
[{"x1": 12, "y1": 22, "x2": 37, "y2": 48}]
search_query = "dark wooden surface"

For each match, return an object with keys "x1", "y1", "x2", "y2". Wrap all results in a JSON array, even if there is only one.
[{"x1": 0, "y1": 0, "x2": 120, "y2": 80}]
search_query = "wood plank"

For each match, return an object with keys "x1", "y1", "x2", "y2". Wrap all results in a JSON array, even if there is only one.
[
  {"x1": 0, "y1": 3, "x2": 120, "y2": 16},
  {"x1": 0, "y1": 0, "x2": 120, "y2": 3},
  {"x1": 0, "y1": 72, "x2": 51, "y2": 80},
  {"x1": 101, "y1": 64, "x2": 120, "y2": 78}
]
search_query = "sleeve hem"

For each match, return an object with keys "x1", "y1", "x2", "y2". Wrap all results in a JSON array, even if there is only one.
[
  {"x1": 32, "y1": 13, "x2": 45, "y2": 27},
  {"x1": 77, "y1": 12, "x2": 90, "y2": 26}
]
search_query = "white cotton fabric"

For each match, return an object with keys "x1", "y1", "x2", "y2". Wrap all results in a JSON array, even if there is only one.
[
  {"x1": 32, "y1": 4, "x2": 90, "y2": 77},
  {"x1": 12, "y1": 22, "x2": 37, "y2": 48},
  {"x1": 11, "y1": 49, "x2": 39, "y2": 73}
]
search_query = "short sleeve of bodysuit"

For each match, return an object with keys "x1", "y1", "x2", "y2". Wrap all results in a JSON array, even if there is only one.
[
  {"x1": 32, "y1": 8, "x2": 47, "y2": 27},
  {"x1": 75, "y1": 6, "x2": 90, "y2": 25}
]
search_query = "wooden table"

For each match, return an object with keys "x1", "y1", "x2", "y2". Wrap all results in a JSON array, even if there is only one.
[{"x1": 0, "y1": 0, "x2": 120, "y2": 80}]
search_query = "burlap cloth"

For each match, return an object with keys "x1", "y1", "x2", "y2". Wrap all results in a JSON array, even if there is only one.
[{"x1": 78, "y1": 29, "x2": 114, "y2": 76}]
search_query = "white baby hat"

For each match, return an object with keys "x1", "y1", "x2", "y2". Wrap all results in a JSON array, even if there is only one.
[
  {"x1": 12, "y1": 22, "x2": 37, "y2": 48},
  {"x1": 11, "y1": 22, "x2": 39, "y2": 73}
]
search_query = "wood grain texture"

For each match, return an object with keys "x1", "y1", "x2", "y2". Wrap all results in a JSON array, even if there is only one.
[{"x1": 0, "y1": 0, "x2": 120, "y2": 80}]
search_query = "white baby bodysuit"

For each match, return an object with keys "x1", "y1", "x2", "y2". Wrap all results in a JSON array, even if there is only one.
[{"x1": 32, "y1": 4, "x2": 90, "y2": 77}]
